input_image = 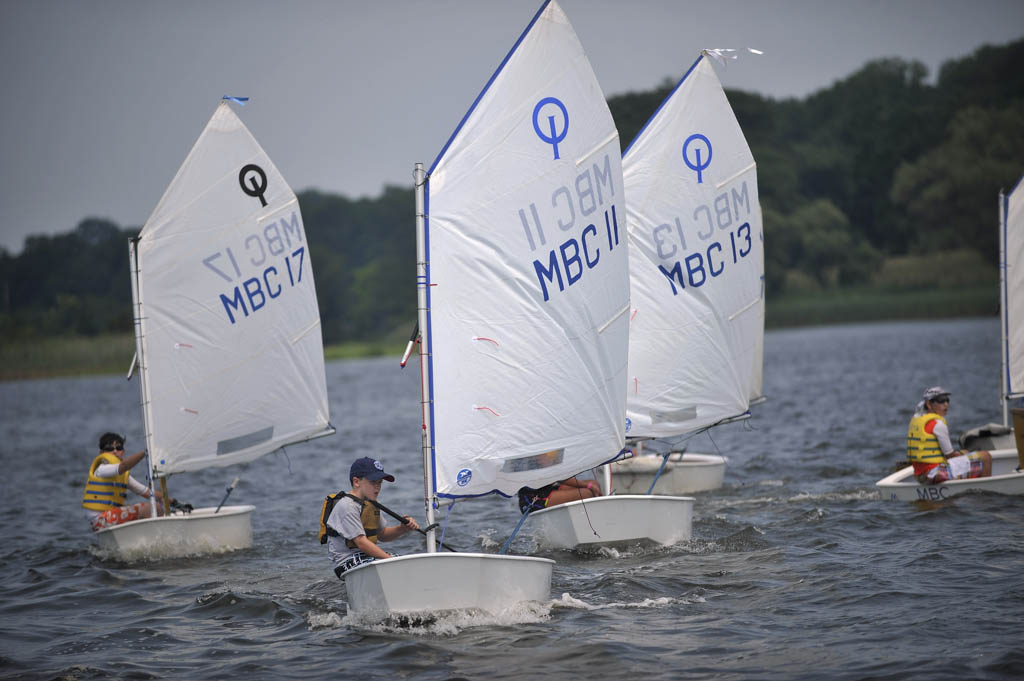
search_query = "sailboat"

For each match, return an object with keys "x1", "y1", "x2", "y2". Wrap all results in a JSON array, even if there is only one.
[
  {"x1": 94, "y1": 100, "x2": 335, "y2": 559},
  {"x1": 606, "y1": 52, "x2": 766, "y2": 498},
  {"x1": 343, "y1": 0, "x2": 634, "y2": 617},
  {"x1": 516, "y1": 63, "x2": 752, "y2": 554},
  {"x1": 878, "y1": 170, "x2": 1024, "y2": 501},
  {"x1": 959, "y1": 170, "x2": 1024, "y2": 452}
]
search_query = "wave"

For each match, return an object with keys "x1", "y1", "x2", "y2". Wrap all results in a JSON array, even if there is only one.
[
  {"x1": 318, "y1": 599, "x2": 553, "y2": 636},
  {"x1": 551, "y1": 591, "x2": 703, "y2": 610}
]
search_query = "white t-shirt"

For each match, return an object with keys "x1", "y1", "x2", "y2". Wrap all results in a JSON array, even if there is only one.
[
  {"x1": 931, "y1": 419, "x2": 956, "y2": 456},
  {"x1": 326, "y1": 495, "x2": 388, "y2": 567},
  {"x1": 83, "y1": 462, "x2": 151, "y2": 522}
]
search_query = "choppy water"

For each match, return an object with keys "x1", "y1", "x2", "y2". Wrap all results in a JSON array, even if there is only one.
[{"x1": 2, "y1": 318, "x2": 1022, "y2": 680}]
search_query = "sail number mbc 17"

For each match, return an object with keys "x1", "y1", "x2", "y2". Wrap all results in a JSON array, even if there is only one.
[{"x1": 202, "y1": 164, "x2": 309, "y2": 325}]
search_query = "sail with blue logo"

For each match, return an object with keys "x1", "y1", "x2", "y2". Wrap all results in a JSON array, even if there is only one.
[
  {"x1": 622, "y1": 53, "x2": 765, "y2": 439},
  {"x1": 133, "y1": 102, "x2": 333, "y2": 475},
  {"x1": 422, "y1": 0, "x2": 629, "y2": 498}
]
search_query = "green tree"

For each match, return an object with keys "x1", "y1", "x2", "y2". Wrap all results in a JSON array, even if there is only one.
[{"x1": 890, "y1": 102, "x2": 1024, "y2": 262}]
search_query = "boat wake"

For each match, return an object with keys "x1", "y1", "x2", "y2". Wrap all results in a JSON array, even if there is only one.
[
  {"x1": 87, "y1": 540, "x2": 243, "y2": 564},
  {"x1": 551, "y1": 591, "x2": 701, "y2": 610},
  {"x1": 319, "y1": 600, "x2": 554, "y2": 636},
  {"x1": 786, "y1": 489, "x2": 881, "y2": 503}
]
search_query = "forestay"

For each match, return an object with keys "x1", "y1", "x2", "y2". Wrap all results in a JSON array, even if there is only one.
[
  {"x1": 135, "y1": 102, "x2": 332, "y2": 475},
  {"x1": 424, "y1": 0, "x2": 629, "y2": 498},
  {"x1": 622, "y1": 54, "x2": 765, "y2": 439},
  {"x1": 1004, "y1": 171, "x2": 1024, "y2": 400}
]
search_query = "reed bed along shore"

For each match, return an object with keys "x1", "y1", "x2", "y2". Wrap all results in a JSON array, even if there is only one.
[
  {"x1": 1, "y1": 286, "x2": 996, "y2": 381},
  {"x1": 0, "y1": 334, "x2": 405, "y2": 382}
]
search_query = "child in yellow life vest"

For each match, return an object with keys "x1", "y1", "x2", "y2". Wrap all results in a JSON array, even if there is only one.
[
  {"x1": 325, "y1": 457, "x2": 419, "y2": 579},
  {"x1": 82, "y1": 432, "x2": 169, "y2": 530},
  {"x1": 907, "y1": 387, "x2": 993, "y2": 484}
]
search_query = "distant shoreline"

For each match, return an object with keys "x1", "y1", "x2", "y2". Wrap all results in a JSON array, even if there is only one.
[{"x1": 1, "y1": 286, "x2": 996, "y2": 382}]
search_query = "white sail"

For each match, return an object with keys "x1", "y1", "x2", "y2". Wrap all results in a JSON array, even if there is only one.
[
  {"x1": 135, "y1": 102, "x2": 331, "y2": 475},
  {"x1": 423, "y1": 0, "x2": 629, "y2": 498},
  {"x1": 1004, "y1": 171, "x2": 1024, "y2": 400},
  {"x1": 622, "y1": 54, "x2": 765, "y2": 439}
]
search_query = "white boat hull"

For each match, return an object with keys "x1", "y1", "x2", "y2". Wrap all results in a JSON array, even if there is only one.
[
  {"x1": 612, "y1": 453, "x2": 726, "y2": 494},
  {"x1": 93, "y1": 505, "x2": 254, "y2": 560},
  {"x1": 343, "y1": 552, "x2": 554, "y2": 618},
  {"x1": 876, "y1": 449, "x2": 1024, "y2": 502},
  {"x1": 959, "y1": 423, "x2": 1016, "y2": 452},
  {"x1": 527, "y1": 495, "x2": 693, "y2": 550}
]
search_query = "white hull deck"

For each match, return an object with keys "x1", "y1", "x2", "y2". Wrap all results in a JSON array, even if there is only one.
[
  {"x1": 527, "y1": 494, "x2": 693, "y2": 551},
  {"x1": 93, "y1": 504, "x2": 254, "y2": 560},
  {"x1": 959, "y1": 423, "x2": 1016, "y2": 452},
  {"x1": 343, "y1": 552, "x2": 554, "y2": 618},
  {"x1": 876, "y1": 449, "x2": 1024, "y2": 502},
  {"x1": 613, "y1": 452, "x2": 726, "y2": 495}
]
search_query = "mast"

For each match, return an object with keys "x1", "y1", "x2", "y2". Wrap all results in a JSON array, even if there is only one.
[
  {"x1": 129, "y1": 237, "x2": 158, "y2": 517},
  {"x1": 415, "y1": 162, "x2": 438, "y2": 553},
  {"x1": 1000, "y1": 188, "x2": 1009, "y2": 427}
]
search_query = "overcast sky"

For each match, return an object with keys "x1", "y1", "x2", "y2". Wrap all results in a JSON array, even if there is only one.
[{"x1": 1, "y1": 0, "x2": 1022, "y2": 254}]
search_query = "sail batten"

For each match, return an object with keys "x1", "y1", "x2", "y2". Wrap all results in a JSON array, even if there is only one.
[{"x1": 623, "y1": 55, "x2": 766, "y2": 439}]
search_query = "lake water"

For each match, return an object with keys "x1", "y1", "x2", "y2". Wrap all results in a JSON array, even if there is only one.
[{"x1": 1, "y1": 317, "x2": 1022, "y2": 680}]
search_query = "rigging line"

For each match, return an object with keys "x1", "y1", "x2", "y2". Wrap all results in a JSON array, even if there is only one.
[
  {"x1": 411, "y1": 167, "x2": 430, "y2": 188},
  {"x1": 576, "y1": 482, "x2": 601, "y2": 539},
  {"x1": 647, "y1": 453, "x2": 672, "y2": 495},
  {"x1": 281, "y1": 446, "x2": 293, "y2": 475},
  {"x1": 705, "y1": 429, "x2": 723, "y2": 458},
  {"x1": 439, "y1": 500, "x2": 454, "y2": 550},
  {"x1": 500, "y1": 505, "x2": 532, "y2": 555}
]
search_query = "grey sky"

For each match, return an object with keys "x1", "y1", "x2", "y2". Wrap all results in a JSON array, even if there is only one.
[{"x1": 1, "y1": 0, "x2": 1022, "y2": 254}]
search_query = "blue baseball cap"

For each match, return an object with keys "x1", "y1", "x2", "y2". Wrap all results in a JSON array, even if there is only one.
[{"x1": 350, "y1": 457, "x2": 395, "y2": 483}]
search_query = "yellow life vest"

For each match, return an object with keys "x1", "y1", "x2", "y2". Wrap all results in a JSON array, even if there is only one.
[
  {"x1": 906, "y1": 413, "x2": 947, "y2": 464},
  {"x1": 318, "y1": 492, "x2": 380, "y2": 546},
  {"x1": 82, "y1": 452, "x2": 130, "y2": 511},
  {"x1": 347, "y1": 499, "x2": 381, "y2": 549}
]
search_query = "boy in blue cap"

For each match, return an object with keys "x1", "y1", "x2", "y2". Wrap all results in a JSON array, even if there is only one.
[{"x1": 325, "y1": 457, "x2": 419, "y2": 578}]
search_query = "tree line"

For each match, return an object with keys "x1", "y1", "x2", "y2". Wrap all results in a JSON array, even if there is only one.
[{"x1": 2, "y1": 38, "x2": 1021, "y2": 344}]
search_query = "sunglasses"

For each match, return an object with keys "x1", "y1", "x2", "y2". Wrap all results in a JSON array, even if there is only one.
[
  {"x1": 111, "y1": 443, "x2": 125, "y2": 450},
  {"x1": 932, "y1": 397, "x2": 950, "y2": 404}
]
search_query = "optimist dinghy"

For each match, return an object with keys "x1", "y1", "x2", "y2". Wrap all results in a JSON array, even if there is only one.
[
  {"x1": 95, "y1": 100, "x2": 335, "y2": 560},
  {"x1": 878, "y1": 171, "x2": 1024, "y2": 502},
  {"x1": 343, "y1": 0, "x2": 634, "y2": 618},
  {"x1": 876, "y1": 447, "x2": 1024, "y2": 502},
  {"x1": 605, "y1": 52, "x2": 766, "y2": 498},
  {"x1": 960, "y1": 170, "x2": 1024, "y2": 451},
  {"x1": 526, "y1": 51, "x2": 768, "y2": 550}
]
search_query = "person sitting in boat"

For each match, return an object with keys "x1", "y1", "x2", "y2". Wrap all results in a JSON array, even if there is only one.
[
  {"x1": 907, "y1": 386, "x2": 993, "y2": 484},
  {"x1": 517, "y1": 476, "x2": 603, "y2": 514},
  {"x1": 325, "y1": 457, "x2": 420, "y2": 579},
  {"x1": 82, "y1": 432, "x2": 169, "y2": 531}
]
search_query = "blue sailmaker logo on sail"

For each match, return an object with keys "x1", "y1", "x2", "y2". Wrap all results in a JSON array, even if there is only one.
[
  {"x1": 533, "y1": 97, "x2": 569, "y2": 160},
  {"x1": 682, "y1": 134, "x2": 712, "y2": 183}
]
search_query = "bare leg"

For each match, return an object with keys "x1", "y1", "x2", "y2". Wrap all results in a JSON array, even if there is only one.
[{"x1": 545, "y1": 487, "x2": 600, "y2": 507}]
